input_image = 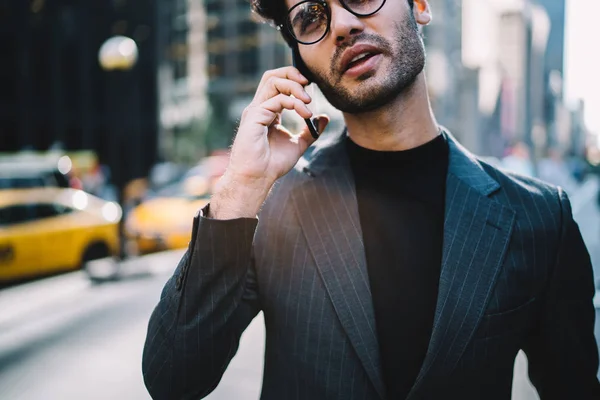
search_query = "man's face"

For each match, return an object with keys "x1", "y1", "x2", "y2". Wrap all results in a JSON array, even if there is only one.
[{"x1": 287, "y1": 0, "x2": 426, "y2": 114}]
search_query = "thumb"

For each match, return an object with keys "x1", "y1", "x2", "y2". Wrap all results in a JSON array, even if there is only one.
[
  {"x1": 313, "y1": 114, "x2": 330, "y2": 135},
  {"x1": 300, "y1": 114, "x2": 330, "y2": 144}
]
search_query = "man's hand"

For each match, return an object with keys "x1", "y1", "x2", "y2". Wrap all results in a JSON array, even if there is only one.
[{"x1": 210, "y1": 67, "x2": 329, "y2": 219}]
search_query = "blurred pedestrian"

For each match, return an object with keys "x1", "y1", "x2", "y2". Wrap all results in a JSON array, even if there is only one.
[
  {"x1": 500, "y1": 141, "x2": 535, "y2": 177},
  {"x1": 537, "y1": 148, "x2": 579, "y2": 195},
  {"x1": 143, "y1": 1, "x2": 600, "y2": 399}
]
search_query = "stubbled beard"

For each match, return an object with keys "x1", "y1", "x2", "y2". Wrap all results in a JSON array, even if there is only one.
[{"x1": 307, "y1": 14, "x2": 425, "y2": 114}]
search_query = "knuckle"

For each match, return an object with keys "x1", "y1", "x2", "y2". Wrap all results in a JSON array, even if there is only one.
[
  {"x1": 285, "y1": 95, "x2": 296, "y2": 106},
  {"x1": 262, "y1": 70, "x2": 273, "y2": 80},
  {"x1": 241, "y1": 105, "x2": 254, "y2": 118},
  {"x1": 246, "y1": 105, "x2": 270, "y2": 123},
  {"x1": 245, "y1": 104, "x2": 267, "y2": 120},
  {"x1": 294, "y1": 83, "x2": 305, "y2": 95},
  {"x1": 260, "y1": 71, "x2": 274, "y2": 85},
  {"x1": 286, "y1": 80, "x2": 297, "y2": 90},
  {"x1": 266, "y1": 76, "x2": 277, "y2": 87},
  {"x1": 256, "y1": 107, "x2": 272, "y2": 119},
  {"x1": 257, "y1": 107, "x2": 276, "y2": 121}
]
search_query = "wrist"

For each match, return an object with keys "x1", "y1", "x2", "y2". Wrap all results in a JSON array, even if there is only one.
[{"x1": 208, "y1": 173, "x2": 273, "y2": 219}]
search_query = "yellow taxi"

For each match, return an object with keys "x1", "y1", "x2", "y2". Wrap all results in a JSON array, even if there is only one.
[
  {"x1": 0, "y1": 187, "x2": 122, "y2": 283},
  {"x1": 124, "y1": 175, "x2": 210, "y2": 256}
]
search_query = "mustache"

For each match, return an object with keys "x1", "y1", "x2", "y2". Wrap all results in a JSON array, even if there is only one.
[{"x1": 330, "y1": 33, "x2": 393, "y2": 73}]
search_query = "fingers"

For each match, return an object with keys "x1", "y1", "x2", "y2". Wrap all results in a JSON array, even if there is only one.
[
  {"x1": 241, "y1": 66, "x2": 314, "y2": 136},
  {"x1": 256, "y1": 67, "x2": 309, "y2": 93},
  {"x1": 254, "y1": 76, "x2": 312, "y2": 105},
  {"x1": 247, "y1": 94, "x2": 314, "y2": 127},
  {"x1": 263, "y1": 94, "x2": 312, "y2": 118}
]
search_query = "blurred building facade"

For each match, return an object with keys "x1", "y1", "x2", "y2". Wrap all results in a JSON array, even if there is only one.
[
  {"x1": 204, "y1": 0, "x2": 290, "y2": 148},
  {"x1": 0, "y1": 0, "x2": 586, "y2": 184},
  {"x1": 500, "y1": 1, "x2": 550, "y2": 160},
  {"x1": 0, "y1": 1, "x2": 161, "y2": 192},
  {"x1": 445, "y1": 0, "x2": 585, "y2": 165},
  {"x1": 424, "y1": 0, "x2": 464, "y2": 138},
  {"x1": 537, "y1": 0, "x2": 565, "y2": 76},
  {"x1": 156, "y1": 0, "x2": 209, "y2": 163},
  {"x1": 0, "y1": 0, "x2": 212, "y2": 195},
  {"x1": 535, "y1": 0, "x2": 582, "y2": 157}
]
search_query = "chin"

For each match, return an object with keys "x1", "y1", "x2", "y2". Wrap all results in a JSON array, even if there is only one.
[
  {"x1": 342, "y1": 76, "x2": 382, "y2": 98},
  {"x1": 315, "y1": 62, "x2": 419, "y2": 114},
  {"x1": 352, "y1": 70, "x2": 378, "y2": 83},
  {"x1": 332, "y1": 74, "x2": 417, "y2": 114}
]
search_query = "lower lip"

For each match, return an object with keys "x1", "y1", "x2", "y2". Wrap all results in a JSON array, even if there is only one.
[{"x1": 343, "y1": 54, "x2": 382, "y2": 78}]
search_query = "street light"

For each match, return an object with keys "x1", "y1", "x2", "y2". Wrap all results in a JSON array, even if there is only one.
[
  {"x1": 98, "y1": 35, "x2": 140, "y2": 194},
  {"x1": 98, "y1": 35, "x2": 140, "y2": 259},
  {"x1": 98, "y1": 35, "x2": 138, "y2": 71}
]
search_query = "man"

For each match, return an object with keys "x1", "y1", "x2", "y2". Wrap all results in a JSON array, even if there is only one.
[{"x1": 142, "y1": 0, "x2": 600, "y2": 398}]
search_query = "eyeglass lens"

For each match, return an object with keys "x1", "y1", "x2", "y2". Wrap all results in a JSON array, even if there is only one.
[{"x1": 287, "y1": 0, "x2": 385, "y2": 44}]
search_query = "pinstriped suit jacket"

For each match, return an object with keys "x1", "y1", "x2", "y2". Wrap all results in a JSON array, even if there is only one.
[{"x1": 142, "y1": 130, "x2": 600, "y2": 400}]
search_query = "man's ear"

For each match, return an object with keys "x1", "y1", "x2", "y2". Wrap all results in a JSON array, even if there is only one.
[{"x1": 413, "y1": 0, "x2": 432, "y2": 26}]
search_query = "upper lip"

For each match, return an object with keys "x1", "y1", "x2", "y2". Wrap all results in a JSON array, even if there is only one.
[{"x1": 339, "y1": 44, "x2": 382, "y2": 73}]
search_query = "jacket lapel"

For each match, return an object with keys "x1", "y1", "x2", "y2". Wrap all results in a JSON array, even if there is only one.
[
  {"x1": 292, "y1": 132, "x2": 386, "y2": 400},
  {"x1": 407, "y1": 134, "x2": 516, "y2": 398}
]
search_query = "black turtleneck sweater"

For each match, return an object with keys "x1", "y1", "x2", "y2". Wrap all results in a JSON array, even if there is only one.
[{"x1": 346, "y1": 133, "x2": 449, "y2": 400}]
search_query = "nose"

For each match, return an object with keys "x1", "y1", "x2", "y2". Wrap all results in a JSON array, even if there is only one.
[{"x1": 328, "y1": 2, "x2": 366, "y2": 46}]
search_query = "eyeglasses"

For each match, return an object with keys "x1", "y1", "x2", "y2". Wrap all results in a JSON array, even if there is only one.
[{"x1": 280, "y1": 0, "x2": 387, "y2": 45}]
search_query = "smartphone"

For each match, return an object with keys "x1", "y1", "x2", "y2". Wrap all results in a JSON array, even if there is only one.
[{"x1": 292, "y1": 50, "x2": 320, "y2": 139}]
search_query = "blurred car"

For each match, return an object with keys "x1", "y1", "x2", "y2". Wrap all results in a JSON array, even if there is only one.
[
  {"x1": 124, "y1": 175, "x2": 211, "y2": 256},
  {"x1": 0, "y1": 159, "x2": 70, "y2": 189},
  {"x1": 0, "y1": 187, "x2": 122, "y2": 283}
]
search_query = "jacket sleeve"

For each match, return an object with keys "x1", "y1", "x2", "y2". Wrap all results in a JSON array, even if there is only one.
[
  {"x1": 142, "y1": 208, "x2": 261, "y2": 400},
  {"x1": 523, "y1": 188, "x2": 600, "y2": 399}
]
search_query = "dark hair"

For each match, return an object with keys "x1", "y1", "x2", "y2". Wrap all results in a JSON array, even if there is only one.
[{"x1": 250, "y1": 0, "x2": 415, "y2": 31}]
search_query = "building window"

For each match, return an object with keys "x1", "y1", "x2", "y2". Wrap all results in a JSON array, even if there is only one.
[
  {"x1": 209, "y1": 53, "x2": 226, "y2": 78},
  {"x1": 238, "y1": 49, "x2": 258, "y2": 76},
  {"x1": 206, "y1": 0, "x2": 221, "y2": 14},
  {"x1": 239, "y1": 20, "x2": 257, "y2": 37},
  {"x1": 169, "y1": 0, "x2": 189, "y2": 81}
]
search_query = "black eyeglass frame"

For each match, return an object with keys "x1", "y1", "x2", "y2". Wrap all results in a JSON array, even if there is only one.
[{"x1": 278, "y1": 0, "x2": 387, "y2": 45}]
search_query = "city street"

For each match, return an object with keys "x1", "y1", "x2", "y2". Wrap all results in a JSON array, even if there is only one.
[
  {"x1": 0, "y1": 178, "x2": 599, "y2": 400},
  {"x1": 0, "y1": 0, "x2": 596, "y2": 398},
  {"x1": 0, "y1": 250, "x2": 266, "y2": 400}
]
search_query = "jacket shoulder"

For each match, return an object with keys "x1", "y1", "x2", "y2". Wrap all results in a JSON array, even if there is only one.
[
  {"x1": 483, "y1": 160, "x2": 559, "y2": 193},
  {"x1": 478, "y1": 159, "x2": 566, "y2": 226}
]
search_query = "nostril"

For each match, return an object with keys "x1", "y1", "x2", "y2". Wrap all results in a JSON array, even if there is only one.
[{"x1": 336, "y1": 29, "x2": 361, "y2": 44}]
